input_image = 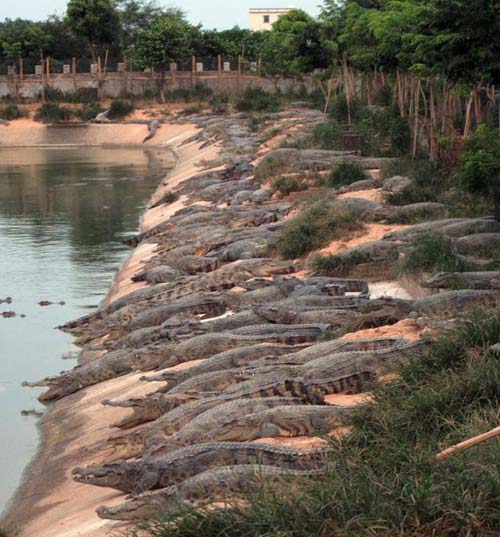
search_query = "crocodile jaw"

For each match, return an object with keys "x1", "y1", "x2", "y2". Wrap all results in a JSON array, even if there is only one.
[{"x1": 72, "y1": 467, "x2": 124, "y2": 488}]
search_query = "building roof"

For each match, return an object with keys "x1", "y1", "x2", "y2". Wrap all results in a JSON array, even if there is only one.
[{"x1": 249, "y1": 7, "x2": 293, "y2": 13}]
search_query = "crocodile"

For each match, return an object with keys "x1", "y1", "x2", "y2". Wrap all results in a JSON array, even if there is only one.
[
  {"x1": 152, "y1": 336, "x2": 405, "y2": 387},
  {"x1": 154, "y1": 327, "x2": 329, "y2": 370},
  {"x1": 413, "y1": 289, "x2": 500, "y2": 316},
  {"x1": 96, "y1": 465, "x2": 322, "y2": 521},
  {"x1": 453, "y1": 233, "x2": 500, "y2": 255},
  {"x1": 23, "y1": 346, "x2": 169, "y2": 402},
  {"x1": 92, "y1": 397, "x2": 310, "y2": 461},
  {"x1": 60, "y1": 258, "x2": 298, "y2": 333},
  {"x1": 143, "y1": 119, "x2": 160, "y2": 143},
  {"x1": 142, "y1": 343, "x2": 303, "y2": 386},
  {"x1": 73, "y1": 441, "x2": 329, "y2": 493},
  {"x1": 422, "y1": 272, "x2": 500, "y2": 290},
  {"x1": 147, "y1": 404, "x2": 354, "y2": 458}
]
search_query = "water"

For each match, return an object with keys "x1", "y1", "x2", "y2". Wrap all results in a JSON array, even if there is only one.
[{"x1": 0, "y1": 146, "x2": 170, "y2": 515}]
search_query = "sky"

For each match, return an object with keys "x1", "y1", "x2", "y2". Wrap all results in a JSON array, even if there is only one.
[{"x1": 0, "y1": 0, "x2": 321, "y2": 29}]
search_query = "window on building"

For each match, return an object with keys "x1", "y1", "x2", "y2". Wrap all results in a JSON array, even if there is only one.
[{"x1": 263, "y1": 15, "x2": 270, "y2": 23}]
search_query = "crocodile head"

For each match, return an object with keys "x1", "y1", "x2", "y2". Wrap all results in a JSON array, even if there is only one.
[
  {"x1": 72, "y1": 462, "x2": 139, "y2": 491},
  {"x1": 96, "y1": 491, "x2": 188, "y2": 521}
]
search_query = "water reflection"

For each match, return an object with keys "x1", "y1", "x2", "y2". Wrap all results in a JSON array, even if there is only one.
[{"x1": 0, "y1": 146, "x2": 170, "y2": 515}]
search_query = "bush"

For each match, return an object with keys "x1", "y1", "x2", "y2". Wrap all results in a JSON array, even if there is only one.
[
  {"x1": 78, "y1": 102, "x2": 104, "y2": 122},
  {"x1": 400, "y1": 233, "x2": 471, "y2": 274},
  {"x1": 234, "y1": 87, "x2": 281, "y2": 113},
  {"x1": 271, "y1": 175, "x2": 309, "y2": 197},
  {"x1": 254, "y1": 151, "x2": 290, "y2": 183},
  {"x1": 455, "y1": 124, "x2": 500, "y2": 220},
  {"x1": 209, "y1": 93, "x2": 229, "y2": 114},
  {"x1": 108, "y1": 99, "x2": 135, "y2": 119},
  {"x1": 178, "y1": 105, "x2": 202, "y2": 116},
  {"x1": 0, "y1": 103, "x2": 24, "y2": 120},
  {"x1": 309, "y1": 249, "x2": 369, "y2": 276},
  {"x1": 273, "y1": 200, "x2": 363, "y2": 259},
  {"x1": 142, "y1": 307, "x2": 500, "y2": 537},
  {"x1": 34, "y1": 102, "x2": 71, "y2": 123},
  {"x1": 325, "y1": 161, "x2": 367, "y2": 188},
  {"x1": 310, "y1": 120, "x2": 341, "y2": 149}
]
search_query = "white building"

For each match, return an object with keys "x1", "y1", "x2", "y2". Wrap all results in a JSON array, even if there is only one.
[{"x1": 249, "y1": 8, "x2": 293, "y2": 31}]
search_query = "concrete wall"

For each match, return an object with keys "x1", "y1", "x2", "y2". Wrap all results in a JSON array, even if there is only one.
[
  {"x1": 0, "y1": 72, "x2": 312, "y2": 99},
  {"x1": 249, "y1": 8, "x2": 291, "y2": 31}
]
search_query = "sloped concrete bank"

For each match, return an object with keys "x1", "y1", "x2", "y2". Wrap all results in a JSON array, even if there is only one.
[{"x1": 2, "y1": 120, "x2": 204, "y2": 537}]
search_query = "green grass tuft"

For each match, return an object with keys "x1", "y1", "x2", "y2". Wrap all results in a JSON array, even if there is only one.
[
  {"x1": 271, "y1": 175, "x2": 309, "y2": 197},
  {"x1": 309, "y1": 248, "x2": 370, "y2": 276},
  {"x1": 273, "y1": 200, "x2": 363, "y2": 259},
  {"x1": 400, "y1": 233, "x2": 471, "y2": 275},
  {"x1": 108, "y1": 99, "x2": 135, "y2": 119},
  {"x1": 324, "y1": 160, "x2": 367, "y2": 189}
]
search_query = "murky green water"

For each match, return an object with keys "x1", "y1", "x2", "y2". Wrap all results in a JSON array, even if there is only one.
[{"x1": 0, "y1": 147, "x2": 170, "y2": 515}]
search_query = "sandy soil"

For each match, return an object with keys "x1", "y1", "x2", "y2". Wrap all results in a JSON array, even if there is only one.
[
  {"x1": 320, "y1": 223, "x2": 409, "y2": 256},
  {"x1": 342, "y1": 318, "x2": 423, "y2": 341},
  {"x1": 336, "y1": 188, "x2": 384, "y2": 203}
]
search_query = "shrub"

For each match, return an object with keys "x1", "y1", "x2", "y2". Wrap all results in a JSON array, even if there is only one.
[
  {"x1": 234, "y1": 87, "x2": 281, "y2": 113},
  {"x1": 178, "y1": 105, "x2": 202, "y2": 116},
  {"x1": 455, "y1": 124, "x2": 500, "y2": 220},
  {"x1": 34, "y1": 103, "x2": 71, "y2": 122},
  {"x1": 141, "y1": 308, "x2": 500, "y2": 537},
  {"x1": 325, "y1": 161, "x2": 367, "y2": 188},
  {"x1": 254, "y1": 151, "x2": 290, "y2": 182},
  {"x1": 156, "y1": 191, "x2": 179, "y2": 205},
  {"x1": 273, "y1": 201, "x2": 363, "y2": 259},
  {"x1": 271, "y1": 176, "x2": 308, "y2": 197},
  {"x1": 78, "y1": 102, "x2": 104, "y2": 122},
  {"x1": 309, "y1": 249, "x2": 369, "y2": 276},
  {"x1": 400, "y1": 233, "x2": 471, "y2": 274},
  {"x1": 108, "y1": 99, "x2": 135, "y2": 119},
  {"x1": 0, "y1": 103, "x2": 24, "y2": 120},
  {"x1": 209, "y1": 93, "x2": 229, "y2": 114},
  {"x1": 310, "y1": 120, "x2": 341, "y2": 149},
  {"x1": 385, "y1": 182, "x2": 439, "y2": 205}
]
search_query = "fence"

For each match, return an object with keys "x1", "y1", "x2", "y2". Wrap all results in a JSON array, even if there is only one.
[{"x1": 0, "y1": 54, "x2": 271, "y2": 100}]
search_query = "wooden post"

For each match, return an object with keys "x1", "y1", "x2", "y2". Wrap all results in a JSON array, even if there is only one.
[
  {"x1": 237, "y1": 55, "x2": 242, "y2": 88},
  {"x1": 191, "y1": 55, "x2": 196, "y2": 88},
  {"x1": 72, "y1": 57, "x2": 76, "y2": 76},
  {"x1": 97, "y1": 56, "x2": 102, "y2": 79},
  {"x1": 257, "y1": 57, "x2": 262, "y2": 79},
  {"x1": 19, "y1": 58, "x2": 23, "y2": 85},
  {"x1": 217, "y1": 55, "x2": 222, "y2": 82},
  {"x1": 40, "y1": 49, "x2": 45, "y2": 103},
  {"x1": 46, "y1": 56, "x2": 50, "y2": 82}
]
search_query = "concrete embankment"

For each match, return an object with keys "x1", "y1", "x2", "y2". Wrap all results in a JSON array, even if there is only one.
[{"x1": 2, "y1": 120, "x2": 214, "y2": 537}]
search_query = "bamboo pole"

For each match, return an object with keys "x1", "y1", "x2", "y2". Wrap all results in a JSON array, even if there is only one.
[
  {"x1": 436, "y1": 426, "x2": 500, "y2": 461},
  {"x1": 463, "y1": 89, "x2": 474, "y2": 139},
  {"x1": 191, "y1": 55, "x2": 196, "y2": 88},
  {"x1": 412, "y1": 79, "x2": 421, "y2": 158},
  {"x1": 46, "y1": 56, "x2": 50, "y2": 82},
  {"x1": 40, "y1": 49, "x2": 45, "y2": 103},
  {"x1": 237, "y1": 55, "x2": 242, "y2": 88},
  {"x1": 217, "y1": 54, "x2": 222, "y2": 82}
]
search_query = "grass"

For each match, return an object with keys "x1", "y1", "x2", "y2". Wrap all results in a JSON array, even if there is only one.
[
  {"x1": 0, "y1": 103, "x2": 24, "y2": 120},
  {"x1": 34, "y1": 102, "x2": 72, "y2": 122},
  {"x1": 77, "y1": 102, "x2": 104, "y2": 122},
  {"x1": 272, "y1": 200, "x2": 363, "y2": 259},
  {"x1": 400, "y1": 233, "x2": 472, "y2": 275},
  {"x1": 137, "y1": 309, "x2": 500, "y2": 537},
  {"x1": 254, "y1": 151, "x2": 291, "y2": 183},
  {"x1": 324, "y1": 161, "x2": 367, "y2": 189},
  {"x1": 271, "y1": 175, "x2": 309, "y2": 197},
  {"x1": 155, "y1": 191, "x2": 179, "y2": 206},
  {"x1": 309, "y1": 248, "x2": 371, "y2": 276},
  {"x1": 108, "y1": 99, "x2": 135, "y2": 119},
  {"x1": 310, "y1": 120, "x2": 341, "y2": 150},
  {"x1": 234, "y1": 87, "x2": 281, "y2": 113}
]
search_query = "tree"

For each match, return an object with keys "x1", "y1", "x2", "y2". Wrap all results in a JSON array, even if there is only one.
[
  {"x1": 261, "y1": 9, "x2": 329, "y2": 82},
  {"x1": 66, "y1": 0, "x2": 121, "y2": 61},
  {"x1": 0, "y1": 18, "x2": 52, "y2": 60},
  {"x1": 117, "y1": 0, "x2": 183, "y2": 50},
  {"x1": 134, "y1": 13, "x2": 198, "y2": 69}
]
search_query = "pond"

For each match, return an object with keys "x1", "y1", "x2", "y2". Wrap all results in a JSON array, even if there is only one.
[{"x1": 0, "y1": 146, "x2": 170, "y2": 515}]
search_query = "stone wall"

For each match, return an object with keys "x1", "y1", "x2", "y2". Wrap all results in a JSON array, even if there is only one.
[{"x1": 0, "y1": 72, "x2": 313, "y2": 99}]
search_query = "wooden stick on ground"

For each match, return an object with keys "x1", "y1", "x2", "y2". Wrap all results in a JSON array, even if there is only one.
[{"x1": 436, "y1": 426, "x2": 500, "y2": 461}]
